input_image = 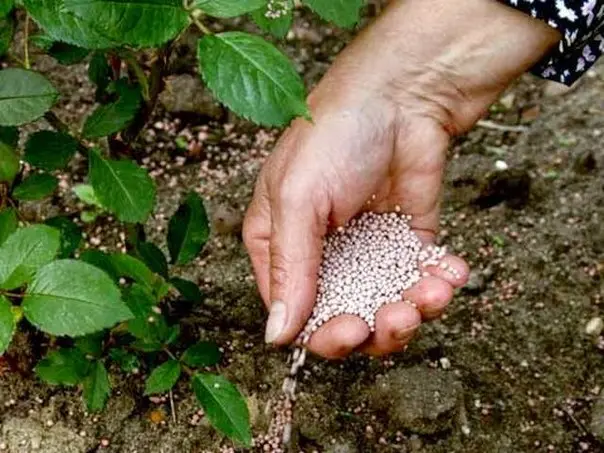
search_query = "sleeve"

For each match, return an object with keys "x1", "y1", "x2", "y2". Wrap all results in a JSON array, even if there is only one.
[{"x1": 498, "y1": 0, "x2": 604, "y2": 85}]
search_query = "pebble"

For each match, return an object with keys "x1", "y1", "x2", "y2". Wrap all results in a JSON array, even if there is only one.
[{"x1": 585, "y1": 317, "x2": 604, "y2": 336}]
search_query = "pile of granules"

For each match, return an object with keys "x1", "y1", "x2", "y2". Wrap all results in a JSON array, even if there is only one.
[{"x1": 256, "y1": 210, "x2": 459, "y2": 451}]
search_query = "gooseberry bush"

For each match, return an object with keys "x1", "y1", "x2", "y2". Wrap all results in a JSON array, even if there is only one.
[{"x1": 0, "y1": 0, "x2": 364, "y2": 447}]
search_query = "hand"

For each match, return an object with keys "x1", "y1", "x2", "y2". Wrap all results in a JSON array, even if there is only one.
[{"x1": 243, "y1": 0, "x2": 560, "y2": 359}]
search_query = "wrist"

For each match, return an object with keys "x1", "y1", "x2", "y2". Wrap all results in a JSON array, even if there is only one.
[{"x1": 330, "y1": 0, "x2": 561, "y2": 135}]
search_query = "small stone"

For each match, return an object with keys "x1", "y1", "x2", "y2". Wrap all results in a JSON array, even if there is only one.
[
  {"x1": 585, "y1": 317, "x2": 604, "y2": 337},
  {"x1": 159, "y1": 74, "x2": 224, "y2": 119},
  {"x1": 494, "y1": 160, "x2": 508, "y2": 171},
  {"x1": 464, "y1": 269, "x2": 486, "y2": 294}
]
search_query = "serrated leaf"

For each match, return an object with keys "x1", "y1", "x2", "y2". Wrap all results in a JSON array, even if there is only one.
[
  {"x1": 24, "y1": 0, "x2": 116, "y2": 48},
  {"x1": 251, "y1": 1, "x2": 293, "y2": 38},
  {"x1": 22, "y1": 259, "x2": 133, "y2": 336},
  {"x1": 167, "y1": 192, "x2": 210, "y2": 265},
  {"x1": 0, "y1": 225, "x2": 60, "y2": 290},
  {"x1": 0, "y1": 208, "x2": 17, "y2": 246},
  {"x1": 83, "y1": 361, "x2": 110, "y2": 411},
  {"x1": 123, "y1": 284, "x2": 171, "y2": 344},
  {"x1": 24, "y1": 130, "x2": 79, "y2": 171},
  {"x1": 79, "y1": 249, "x2": 118, "y2": 281},
  {"x1": 44, "y1": 216, "x2": 82, "y2": 258},
  {"x1": 303, "y1": 0, "x2": 362, "y2": 28},
  {"x1": 48, "y1": 42, "x2": 89, "y2": 64},
  {"x1": 12, "y1": 173, "x2": 58, "y2": 201},
  {"x1": 170, "y1": 277, "x2": 203, "y2": 303},
  {"x1": 0, "y1": 295, "x2": 15, "y2": 355},
  {"x1": 35, "y1": 347, "x2": 90, "y2": 385},
  {"x1": 144, "y1": 360, "x2": 181, "y2": 395},
  {"x1": 82, "y1": 82, "x2": 141, "y2": 138},
  {"x1": 30, "y1": 33, "x2": 55, "y2": 51},
  {"x1": 63, "y1": 0, "x2": 189, "y2": 47},
  {"x1": 0, "y1": 126, "x2": 18, "y2": 147},
  {"x1": 0, "y1": 142, "x2": 19, "y2": 184},
  {"x1": 135, "y1": 242, "x2": 168, "y2": 278},
  {"x1": 74, "y1": 332, "x2": 104, "y2": 357},
  {"x1": 197, "y1": 32, "x2": 309, "y2": 126},
  {"x1": 72, "y1": 184, "x2": 104, "y2": 208},
  {"x1": 89, "y1": 149, "x2": 155, "y2": 223},
  {"x1": 192, "y1": 373, "x2": 251, "y2": 446},
  {"x1": 0, "y1": 15, "x2": 14, "y2": 57},
  {"x1": 0, "y1": 68, "x2": 58, "y2": 126},
  {"x1": 109, "y1": 348, "x2": 140, "y2": 373},
  {"x1": 194, "y1": 0, "x2": 264, "y2": 18},
  {"x1": 0, "y1": 0, "x2": 14, "y2": 15},
  {"x1": 182, "y1": 341, "x2": 220, "y2": 367}
]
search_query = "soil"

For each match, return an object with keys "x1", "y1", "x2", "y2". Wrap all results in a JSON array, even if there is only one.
[{"x1": 1, "y1": 7, "x2": 604, "y2": 453}]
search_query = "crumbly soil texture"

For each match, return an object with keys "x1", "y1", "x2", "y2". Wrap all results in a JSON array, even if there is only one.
[{"x1": 1, "y1": 9, "x2": 604, "y2": 453}]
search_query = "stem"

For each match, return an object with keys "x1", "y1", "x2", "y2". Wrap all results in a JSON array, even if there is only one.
[
  {"x1": 0, "y1": 291, "x2": 24, "y2": 299},
  {"x1": 23, "y1": 14, "x2": 30, "y2": 69},
  {"x1": 44, "y1": 112, "x2": 89, "y2": 155},
  {"x1": 191, "y1": 16, "x2": 212, "y2": 35},
  {"x1": 7, "y1": 52, "x2": 26, "y2": 67},
  {"x1": 163, "y1": 347, "x2": 195, "y2": 375}
]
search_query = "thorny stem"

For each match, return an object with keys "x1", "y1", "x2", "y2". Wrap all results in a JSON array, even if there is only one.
[{"x1": 23, "y1": 14, "x2": 30, "y2": 69}]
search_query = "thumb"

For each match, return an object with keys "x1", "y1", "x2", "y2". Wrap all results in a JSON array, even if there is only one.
[{"x1": 265, "y1": 187, "x2": 328, "y2": 345}]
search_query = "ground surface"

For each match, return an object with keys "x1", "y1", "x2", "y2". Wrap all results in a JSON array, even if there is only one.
[{"x1": 1, "y1": 8, "x2": 604, "y2": 453}]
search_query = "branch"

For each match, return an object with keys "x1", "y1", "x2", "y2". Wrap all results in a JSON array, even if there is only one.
[
  {"x1": 23, "y1": 14, "x2": 30, "y2": 69},
  {"x1": 44, "y1": 112, "x2": 89, "y2": 156},
  {"x1": 475, "y1": 120, "x2": 528, "y2": 133}
]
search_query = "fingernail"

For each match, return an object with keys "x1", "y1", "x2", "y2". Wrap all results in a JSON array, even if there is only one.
[
  {"x1": 394, "y1": 323, "x2": 419, "y2": 342},
  {"x1": 265, "y1": 301, "x2": 287, "y2": 343}
]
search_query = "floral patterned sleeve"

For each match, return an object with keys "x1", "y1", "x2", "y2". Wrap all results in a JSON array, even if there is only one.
[{"x1": 498, "y1": 0, "x2": 604, "y2": 85}]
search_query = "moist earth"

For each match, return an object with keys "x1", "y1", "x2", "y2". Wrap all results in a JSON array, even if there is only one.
[{"x1": 1, "y1": 8, "x2": 604, "y2": 453}]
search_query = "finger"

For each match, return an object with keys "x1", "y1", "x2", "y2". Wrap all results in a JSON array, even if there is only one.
[
  {"x1": 305, "y1": 315, "x2": 371, "y2": 359},
  {"x1": 422, "y1": 254, "x2": 470, "y2": 288},
  {"x1": 358, "y1": 302, "x2": 422, "y2": 356},
  {"x1": 242, "y1": 177, "x2": 272, "y2": 306},
  {"x1": 266, "y1": 180, "x2": 330, "y2": 345},
  {"x1": 402, "y1": 275, "x2": 453, "y2": 320}
]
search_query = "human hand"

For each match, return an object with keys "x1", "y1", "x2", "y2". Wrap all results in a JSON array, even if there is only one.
[{"x1": 243, "y1": 0, "x2": 560, "y2": 359}]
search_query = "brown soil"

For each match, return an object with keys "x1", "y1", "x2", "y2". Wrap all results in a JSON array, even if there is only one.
[{"x1": 1, "y1": 7, "x2": 604, "y2": 453}]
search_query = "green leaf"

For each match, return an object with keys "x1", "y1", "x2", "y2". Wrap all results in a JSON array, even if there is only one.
[
  {"x1": 24, "y1": 0, "x2": 116, "y2": 48},
  {"x1": 197, "y1": 32, "x2": 309, "y2": 126},
  {"x1": 88, "y1": 52, "x2": 111, "y2": 94},
  {"x1": 0, "y1": 208, "x2": 17, "y2": 246},
  {"x1": 167, "y1": 192, "x2": 210, "y2": 265},
  {"x1": 83, "y1": 361, "x2": 110, "y2": 411},
  {"x1": 79, "y1": 249, "x2": 118, "y2": 281},
  {"x1": 0, "y1": 142, "x2": 19, "y2": 184},
  {"x1": 22, "y1": 259, "x2": 133, "y2": 337},
  {"x1": 251, "y1": 0, "x2": 293, "y2": 38},
  {"x1": 30, "y1": 34, "x2": 55, "y2": 51},
  {"x1": 0, "y1": 15, "x2": 14, "y2": 57},
  {"x1": 109, "y1": 348, "x2": 140, "y2": 373},
  {"x1": 144, "y1": 360, "x2": 181, "y2": 395},
  {"x1": 303, "y1": 0, "x2": 363, "y2": 28},
  {"x1": 0, "y1": 68, "x2": 58, "y2": 126},
  {"x1": 12, "y1": 173, "x2": 58, "y2": 201},
  {"x1": 35, "y1": 347, "x2": 90, "y2": 385},
  {"x1": 170, "y1": 277, "x2": 203, "y2": 303},
  {"x1": 192, "y1": 373, "x2": 251, "y2": 446},
  {"x1": 194, "y1": 0, "x2": 264, "y2": 17},
  {"x1": 63, "y1": 0, "x2": 189, "y2": 47},
  {"x1": 123, "y1": 284, "x2": 170, "y2": 343},
  {"x1": 0, "y1": 225, "x2": 60, "y2": 290},
  {"x1": 110, "y1": 253, "x2": 159, "y2": 290},
  {"x1": 0, "y1": 0, "x2": 14, "y2": 15},
  {"x1": 24, "y1": 130, "x2": 79, "y2": 171},
  {"x1": 182, "y1": 341, "x2": 220, "y2": 367},
  {"x1": 72, "y1": 184, "x2": 104, "y2": 208},
  {"x1": 0, "y1": 126, "x2": 18, "y2": 147},
  {"x1": 89, "y1": 149, "x2": 155, "y2": 223},
  {"x1": 82, "y1": 82, "x2": 142, "y2": 138},
  {"x1": 48, "y1": 42, "x2": 89, "y2": 65},
  {"x1": 75, "y1": 332, "x2": 104, "y2": 357},
  {"x1": 44, "y1": 216, "x2": 82, "y2": 258},
  {"x1": 135, "y1": 242, "x2": 168, "y2": 278},
  {"x1": 0, "y1": 295, "x2": 15, "y2": 355}
]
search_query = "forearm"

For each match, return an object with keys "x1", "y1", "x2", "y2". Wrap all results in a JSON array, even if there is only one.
[{"x1": 317, "y1": 0, "x2": 561, "y2": 134}]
